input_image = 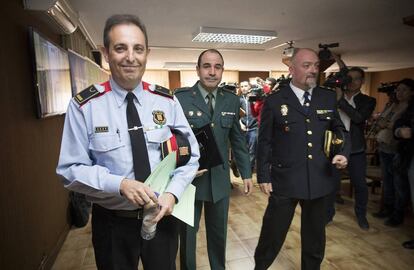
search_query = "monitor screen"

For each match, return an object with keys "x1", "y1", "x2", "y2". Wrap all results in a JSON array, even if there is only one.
[
  {"x1": 68, "y1": 49, "x2": 109, "y2": 96},
  {"x1": 29, "y1": 27, "x2": 72, "y2": 118}
]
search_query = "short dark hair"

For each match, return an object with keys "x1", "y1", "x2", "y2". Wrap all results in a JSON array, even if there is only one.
[
  {"x1": 399, "y1": 78, "x2": 414, "y2": 92},
  {"x1": 266, "y1": 77, "x2": 277, "y2": 87},
  {"x1": 197, "y1": 49, "x2": 224, "y2": 67},
  {"x1": 348, "y1": 67, "x2": 365, "y2": 79},
  {"x1": 103, "y1": 14, "x2": 148, "y2": 49}
]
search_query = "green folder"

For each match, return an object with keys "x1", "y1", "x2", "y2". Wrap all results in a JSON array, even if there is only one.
[{"x1": 144, "y1": 152, "x2": 196, "y2": 227}]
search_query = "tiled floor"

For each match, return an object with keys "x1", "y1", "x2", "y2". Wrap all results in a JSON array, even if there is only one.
[{"x1": 52, "y1": 176, "x2": 414, "y2": 270}]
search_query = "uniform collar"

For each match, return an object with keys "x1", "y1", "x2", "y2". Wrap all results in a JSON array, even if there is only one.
[
  {"x1": 110, "y1": 78, "x2": 144, "y2": 107},
  {"x1": 197, "y1": 82, "x2": 217, "y2": 100},
  {"x1": 290, "y1": 82, "x2": 313, "y2": 102}
]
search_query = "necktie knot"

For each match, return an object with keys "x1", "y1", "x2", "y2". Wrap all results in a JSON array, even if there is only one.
[{"x1": 126, "y1": 92, "x2": 135, "y2": 103}]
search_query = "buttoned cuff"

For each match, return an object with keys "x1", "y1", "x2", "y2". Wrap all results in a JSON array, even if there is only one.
[{"x1": 104, "y1": 174, "x2": 125, "y2": 196}]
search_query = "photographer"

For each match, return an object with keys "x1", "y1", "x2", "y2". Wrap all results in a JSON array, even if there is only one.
[
  {"x1": 384, "y1": 79, "x2": 414, "y2": 228},
  {"x1": 240, "y1": 81, "x2": 258, "y2": 171},
  {"x1": 336, "y1": 66, "x2": 376, "y2": 230},
  {"x1": 392, "y1": 78, "x2": 414, "y2": 248},
  {"x1": 372, "y1": 83, "x2": 408, "y2": 220}
]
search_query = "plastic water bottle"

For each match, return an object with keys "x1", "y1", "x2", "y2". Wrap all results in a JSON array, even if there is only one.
[{"x1": 140, "y1": 193, "x2": 160, "y2": 240}]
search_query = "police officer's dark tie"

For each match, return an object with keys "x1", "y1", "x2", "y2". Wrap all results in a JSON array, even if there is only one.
[
  {"x1": 126, "y1": 92, "x2": 151, "y2": 181},
  {"x1": 206, "y1": 93, "x2": 214, "y2": 117},
  {"x1": 303, "y1": 91, "x2": 311, "y2": 114}
]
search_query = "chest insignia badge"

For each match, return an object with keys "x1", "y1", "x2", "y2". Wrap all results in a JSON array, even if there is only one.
[
  {"x1": 196, "y1": 111, "x2": 202, "y2": 116},
  {"x1": 281, "y1": 104, "x2": 288, "y2": 116},
  {"x1": 152, "y1": 110, "x2": 166, "y2": 125}
]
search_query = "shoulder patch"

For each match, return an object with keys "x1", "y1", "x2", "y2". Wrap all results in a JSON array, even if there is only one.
[
  {"x1": 147, "y1": 84, "x2": 174, "y2": 99},
  {"x1": 174, "y1": 87, "x2": 190, "y2": 94},
  {"x1": 74, "y1": 84, "x2": 106, "y2": 106}
]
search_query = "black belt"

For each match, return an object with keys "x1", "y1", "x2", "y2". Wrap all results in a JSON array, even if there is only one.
[{"x1": 94, "y1": 204, "x2": 144, "y2": 219}]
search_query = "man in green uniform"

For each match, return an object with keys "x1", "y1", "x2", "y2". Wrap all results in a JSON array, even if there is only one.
[{"x1": 175, "y1": 49, "x2": 253, "y2": 270}]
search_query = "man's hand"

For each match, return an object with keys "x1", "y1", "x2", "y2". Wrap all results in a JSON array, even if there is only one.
[
  {"x1": 153, "y1": 192, "x2": 176, "y2": 223},
  {"x1": 195, "y1": 169, "x2": 208, "y2": 178},
  {"x1": 243, "y1": 178, "x2": 253, "y2": 195},
  {"x1": 399, "y1": 127, "x2": 412, "y2": 139},
  {"x1": 120, "y1": 179, "x2": 158, "y2": 206},
  {"x1": 332, "y1": 155, "x2": 348, "y2": 169},
  {"x1": 259, "y1": 183, "x2": 273, "y2": 196}
]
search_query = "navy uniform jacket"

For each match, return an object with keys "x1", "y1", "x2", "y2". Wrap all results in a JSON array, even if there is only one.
[
  {"x1": 56, "y1": 79, "x2": 200, "y2": 210},
  {"x1": 175, "y1": 82, "x2": 252, "y2": 203},
  {"x1": 257, "y1": 86, "x2": 350, "y2": 200}
]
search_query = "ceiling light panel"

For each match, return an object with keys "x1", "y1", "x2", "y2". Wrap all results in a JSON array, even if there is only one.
[{"x1": 192, "y1": 27, "x2": 277, "y2": 44}]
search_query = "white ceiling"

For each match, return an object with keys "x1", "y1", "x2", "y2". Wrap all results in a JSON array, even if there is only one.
[{"x1": 70, "y1": 0, "x2": 414, "y2": 72}]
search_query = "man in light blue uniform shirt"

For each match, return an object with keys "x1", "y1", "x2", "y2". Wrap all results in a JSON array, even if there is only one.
[{"x1": 56, "y1": 14, "x2": 199, "y2": 270}]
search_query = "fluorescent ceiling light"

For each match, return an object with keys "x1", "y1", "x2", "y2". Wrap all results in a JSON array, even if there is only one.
[
  {"x1": 164, "y1": 62, "x2": 197, "y2": 69},
  {"x1": 192, "y1": 27, "x2": 277, "y2": 44}
]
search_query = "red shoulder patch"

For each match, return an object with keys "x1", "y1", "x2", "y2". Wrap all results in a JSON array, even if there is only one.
[{"x1": 75, "y1": 81, "x2": 112, "y2": 107}]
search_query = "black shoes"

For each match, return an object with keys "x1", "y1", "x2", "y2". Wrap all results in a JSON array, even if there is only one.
[
  {"x1": 372, "y1": 208, "x2": 393, "y2": 219},
  {"x1": 384, "y1": 216, "x2": 403, "y2": 227},
  {"x1": 357, "y1": 216, "x2": 370, "y2": 230},
  {"x1": 402, "y1": 240, "x2": 414, "y2": 249}
]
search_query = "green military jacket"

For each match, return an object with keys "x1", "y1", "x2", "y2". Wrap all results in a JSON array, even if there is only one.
[{"x1": 175, "y1": 82, "x2": 252, "y2": 203}]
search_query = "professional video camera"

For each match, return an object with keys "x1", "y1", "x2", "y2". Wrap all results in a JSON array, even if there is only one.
[
  {"x1": 248, "y1": 84, "x2": 265, "y2": 102},
  {"x1": 323, "y1": 67, "x2": 352, "y2": 90},
  {"x1": 318, "y1": 43, "x2": 339, "y2": 61},
  {"x1": 377, "y1": 81, "x2": 399, "y2": 94},
  {"x1": 274, "y1": 74, "x2": 291, "y2": 91},
  {"x1": 219, "y1": 82, "x2": 238, "y2": 93}
]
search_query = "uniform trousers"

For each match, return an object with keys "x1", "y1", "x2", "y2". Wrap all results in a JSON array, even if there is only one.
[
  {"x1": 180, "y1": 197, "x2": 229, "y2": 270},
  {"x1": 92, "y1": 204, "x2": 178, "y2": 270},
  {"x1": 254, "y1": 194, "x2": 328, "y2": 270}
]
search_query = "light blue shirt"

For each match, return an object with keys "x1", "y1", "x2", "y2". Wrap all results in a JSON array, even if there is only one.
[{"x1": 56, "y1": 78, "x2": 200, "y2": 210}]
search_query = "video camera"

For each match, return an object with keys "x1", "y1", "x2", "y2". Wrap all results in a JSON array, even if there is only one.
[
  {"x1": 219, "y1": 82, "x2": 238, "y2": 93},
  {"x1": 377, "y1": 82, "x2": 399, "y2": 94},
  {"x1": 274, "y1": 74, "x2": 291, "y2": 91},
  {"x1": 318, "y1": 43, "x2": 339, "y2": 61},
  {"x1": 323, "y1": 67, "x2": 352, "y2": 90},
  {"x1": 248, "y1": 85, "x2": 265, "y2": 102}
]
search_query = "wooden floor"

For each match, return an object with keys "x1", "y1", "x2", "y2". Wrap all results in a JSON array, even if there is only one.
[{"x1": 52, "y1": 175, "x2": 414, "y2": 270}]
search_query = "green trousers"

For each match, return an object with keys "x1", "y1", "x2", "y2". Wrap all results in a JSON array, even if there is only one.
[{"x1": 180, "y1": 197, "x2": 229, "y2": 270}]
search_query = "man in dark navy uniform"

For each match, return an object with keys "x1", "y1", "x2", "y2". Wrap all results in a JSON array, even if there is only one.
[{"x1": 254, "y1": 48, "x2": 350, "y2": 270}]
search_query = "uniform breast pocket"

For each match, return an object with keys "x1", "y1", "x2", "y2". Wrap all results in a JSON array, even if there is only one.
[
  {"x1": 146, "y1": 127, "x2": 172, "y2": 144},
  {"x1": 89, "y1": 134, "x2": 126, "y2": 171},
  {"x1": 317, "y1": 113, "x2": 334, "y2": 121},
  {"x1": 89, "y1": 134, "x2": 124, "y2": 152},
  {"x1": 221, "y1": 115, "x2": 234, "y2": 128},
  {"x1": 187, "y1": 117, "x2": 206, "y2": 130}
]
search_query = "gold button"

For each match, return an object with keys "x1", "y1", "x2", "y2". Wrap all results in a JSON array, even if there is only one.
[
  {"x1": 308, "y1": 142, "x2": 313, "y2": 147},
  {"x1": 326, "y1": 116, "x2": 331, "y2": 120},
  {"x1": 307, "y1": 130, "x2": 312, "y2": 135},
  {"x1": 306, "y1": 119, "x2": 311, "y2": 123},
  {"x1": 190, "y1": 124, "x2": 194, "y2": 128},
  {"x1": 308, "y1": 154, "x2": 313, "y2": 159},
  {"x1": 305, "y1": 103, "x2": 310, "y2": 107},
  {"x1": 211, "y1": 123, "x2": 215, "y2": 128}
]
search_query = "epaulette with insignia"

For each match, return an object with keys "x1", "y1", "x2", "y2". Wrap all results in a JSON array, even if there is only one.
[
  {"x1": 148, "y1": 84, "x2": 174, "y2": 99},
  {"x1": 174, "y1": 87, "x2": 190, "y2": 94},
  {"x1": 74, "y1": 84, "x2": 106, "y2": 106}
]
